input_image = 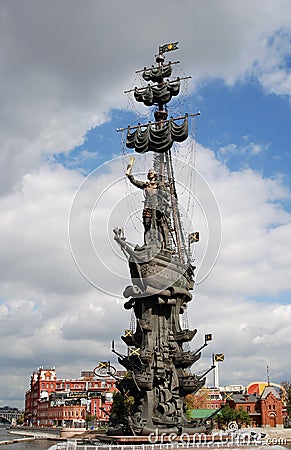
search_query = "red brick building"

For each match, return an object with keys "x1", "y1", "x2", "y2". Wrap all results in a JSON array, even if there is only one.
[
  {"x1": 226, "y1": 392, "x2": 260, "y2": 426},
  {"x1": 226, "y1": 385, "x2": 284, "y2": 428},
  {"x1": 24, "y1": 367, "x2": 119, "y2": 427},
  {"x1": 260, "y1": 386, "x2": 284, "y2": 428},
  {"x1": 189, "y1": 383, "x2": 285, "y2": 428}
]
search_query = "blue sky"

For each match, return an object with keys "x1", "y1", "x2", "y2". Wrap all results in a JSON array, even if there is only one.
[
  {"x1": 199, "y1": 82, "x2": 291, "y2": 182},
  {"x1": 0, "y1": 0, "x2": 291, "y2": 408},
  {"x1": 58, "y1": 79, "x2": 291, "y2": 190}
]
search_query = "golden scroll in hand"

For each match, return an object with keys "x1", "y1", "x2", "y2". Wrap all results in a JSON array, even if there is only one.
[{"x1": 126, "y1": 156, "x2": 135, "y2": 176}]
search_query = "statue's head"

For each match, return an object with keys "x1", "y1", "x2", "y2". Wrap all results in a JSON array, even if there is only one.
[{"x1": 147, "y1": 169, "x2": 158, "y2": 180}]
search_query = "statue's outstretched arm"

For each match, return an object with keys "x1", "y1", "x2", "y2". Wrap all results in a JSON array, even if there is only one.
[
  {"x1": 125, "y1": 155, "x2": 147, "y2": 189},
  {"x1": 126, "y1": 173, "x2": 147, "y2": 189}
]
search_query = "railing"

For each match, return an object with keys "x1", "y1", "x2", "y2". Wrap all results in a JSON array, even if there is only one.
[
  {"x1": 51, "y1": 440, "x2": 265, "y2": 450},
  {"x1": 53, "y1": 443, "x2": 208, "y2": 450}
]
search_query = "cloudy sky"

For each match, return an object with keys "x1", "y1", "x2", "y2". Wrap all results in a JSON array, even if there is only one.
[{"x1": 1, "y1": 0, "x2": 291, "y2": 409}]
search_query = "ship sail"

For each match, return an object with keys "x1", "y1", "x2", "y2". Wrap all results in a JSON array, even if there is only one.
[
  {"x1": 126, "y1": 114, "x2": 188, "y2": 153},
  {"x1": 142, "y1": 62, "x2": 173, "y2": 81},
  {"x1": 134, "y1": 78, "x2": 181, "y2": 106}
]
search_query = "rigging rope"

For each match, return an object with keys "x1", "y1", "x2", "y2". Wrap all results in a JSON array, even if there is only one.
[
  {"x1": 119, "y1": 57, "x2": 199, "y2": 265},
  {"x1": 181, "y1": 309, "x2": 191, "y2": 352},
  {"x1": 130, "y1": 310, "x2": 136, "y2": 333}
]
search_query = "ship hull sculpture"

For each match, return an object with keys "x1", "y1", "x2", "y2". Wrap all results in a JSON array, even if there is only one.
[{"x1": 111, "y1": 44, "x2": 215, "y2": 436}]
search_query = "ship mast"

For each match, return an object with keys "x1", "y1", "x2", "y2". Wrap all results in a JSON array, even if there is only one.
[
  {"x1": 119, "y1": 43, "x2": 193, "y2": 264},
  {"x1": 153, "y1": 47, "x2": 188, "y2": 263}
]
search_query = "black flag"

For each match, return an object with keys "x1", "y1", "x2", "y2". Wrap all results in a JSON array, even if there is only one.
[
  {"x1": 213, "y1": 353, "x2": 225, "y2": 362},
  {"x1": 205, "y1": 333, "x2": 212, "y2": 342},
  {"x1": 189, "y1": 231, "x2": 200, "y2": 244},
  {"x1": 159, "y1": 42, "x2": 179, "y2": 54}
]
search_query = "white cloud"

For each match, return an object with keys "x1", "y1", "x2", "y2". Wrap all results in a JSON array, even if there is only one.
[
  {"x1": 220, "y1": 141, "x2": 270, "y2": 158},
  {"x1": 0, "y1": 143, "x2": 290, "y2": 407},
  {"x1": 254, "y1": 30, "x2": 291, "y2": 98},
  {"x1": 190, "y1": 294, "x2": 291, "y2": 387},
  {"x1": 196, "y1": 157, "x2": 291, "y2": 297}
]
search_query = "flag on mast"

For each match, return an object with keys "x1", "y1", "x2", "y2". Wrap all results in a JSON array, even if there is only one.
[
  {"x1": 205, "y1": 333, "x2": 212, "y2": 342},
  {"x1": 213, "y1": 353, "x2": 225, "y2": 362},
  {"x1": 159, "y1": 42, "x2": 179, "y2": 54},
  {"x1": 189, "y1": 231, "x2": 200, "y2": 244}
]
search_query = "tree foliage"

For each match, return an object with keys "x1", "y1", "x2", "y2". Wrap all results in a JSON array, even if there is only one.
[
  {"x1": 109, "y1": 392, "x2": 134, "y2": 426},
  {"x1": 17, "y1": 413, "x2": 24, "y2": 425},
  {"x1": 216, "y1": 404, "x2": 251, "y2": 429},
  {"x1": 236, "y1": 407, "x2": 251, "y2": 427},
  {"x1": 85, "y1": 414, "x2": 96, "y2": 429},
  {"x1": 216, "y1": 404, "x2": 236, "y2": 427},
  {"x1": 185, "y1": 388, "x2": 210, "y2": 410},
  {"x1": 281, "y1": 380, "x2": 291, "y2": 418}
]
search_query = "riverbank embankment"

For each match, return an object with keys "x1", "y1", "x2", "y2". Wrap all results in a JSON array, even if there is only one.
[
  {"x1": 8, "y1": 425, "x2": 87, "y2": 440},
  {"x1": 0, "y1": 436, "x2": 36, "y2": 446}
]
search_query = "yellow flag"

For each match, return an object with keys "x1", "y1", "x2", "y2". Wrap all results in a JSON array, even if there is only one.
[{"x1": 214, "y1": 353, "x2": 224, "y2": 362}]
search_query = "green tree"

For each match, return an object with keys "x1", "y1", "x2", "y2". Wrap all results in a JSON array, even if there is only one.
[
  {"x1": 281, "y1": 381, "x2": 291, "y2": 419},
  {"x1": 17, "y1": 413, "x2": 24, "y2": 425},
  {"x1": 216, "y1": 404, "x2": 236, "y2": 429},
  {"x1": 85, "y1": 414, "x2": 96, "y2": 429},
  {"x1": 109, "y1": 392, "x2": 134, "y2": 427},
  {"x1": 217, "y1": 404, "x2": 251, "y2": 429},
  {"x1": 236, "y1": 407, "x2": 251, "y2": 427},
  {"x1": 185, "y1": 388, "x2": 210, "y2": 410}
]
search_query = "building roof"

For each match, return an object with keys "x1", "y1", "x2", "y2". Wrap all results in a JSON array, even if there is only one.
[
  {"x1": 229, "y1": 393, "x2": 258, "y2": 403},
  {"x1": 260, "y1": 385, "x2": 281, "y2": 400},
  {"x1": 189, "y1": 409, "x2": 217, "y2": 419}
]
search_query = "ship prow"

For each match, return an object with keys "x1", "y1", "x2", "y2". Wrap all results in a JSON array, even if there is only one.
[{"x1": 114, "y1": 227, "x2": 195, "y2": 301}]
